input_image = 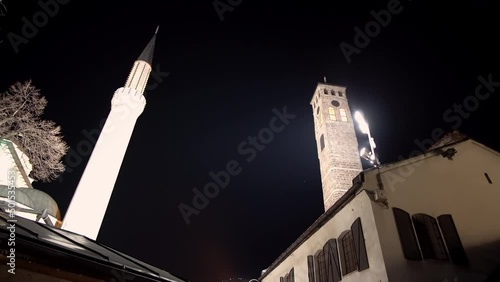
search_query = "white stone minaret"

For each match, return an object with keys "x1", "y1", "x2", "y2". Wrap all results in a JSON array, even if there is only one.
[
  {"x1": 310, "y1": 83, "x2": 362, "y2": 211},
  {"x1": 62, "y1": 28, "x2": 158, "y2": 240}
]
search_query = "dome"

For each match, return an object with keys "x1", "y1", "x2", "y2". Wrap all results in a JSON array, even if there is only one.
[
  {"x1": 20, "y1": 188, "x2": 61, "y2": 220},
  {"x1": 0, "y1": 184, "x2": 35, "y2": 209}
]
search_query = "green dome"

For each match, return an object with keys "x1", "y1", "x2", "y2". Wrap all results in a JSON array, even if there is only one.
[
  {"x1": 0, "y1": 185, "x2": 35, "y2": 210},
  {"x1": 20, "y1": 188, "x2": 60, "y2": 219},
  {"x1": 0, "y1": 185, "x2": 60, "y2": 220}
]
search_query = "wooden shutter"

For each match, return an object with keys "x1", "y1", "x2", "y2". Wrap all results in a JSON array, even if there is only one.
[
  {"x1": 351, "y1": 217, "x2": 370, "y2": 271},
  {"x1": 438, "y1": 214, "x2": 469, "y2": 266},
  {"x1": 393, "y1": 208, "x2": 422, "y2": 260},
  {"x1": 307, "y1": 255, "x2": 315, "y2": 282},
  {"x1": 325, "y1": 239, "x2": 342, "y2": 281}
]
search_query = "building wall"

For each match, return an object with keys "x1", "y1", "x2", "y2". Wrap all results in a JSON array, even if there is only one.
[
  {"x1": 261, "y1": 191, "x2": 388, "y2": 282},
  {"x1": 310, "y1": 84, "x2": 362, "y2": 211},
  {"x1": 369, "y1": 140, "x2": 500, "y2": 281}
]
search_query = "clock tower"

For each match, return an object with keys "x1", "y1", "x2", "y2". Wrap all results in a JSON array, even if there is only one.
[{"x1": 310, "y1": 82, "x2": 362, "y2": 211}]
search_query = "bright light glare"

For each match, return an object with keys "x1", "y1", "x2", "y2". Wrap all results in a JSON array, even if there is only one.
[
  {"x1": 360, "y1": 147, "x2": 366, "y2": 157},
  {"x1": 354, "y1": 111, "x2": 369, "y2": 134}
]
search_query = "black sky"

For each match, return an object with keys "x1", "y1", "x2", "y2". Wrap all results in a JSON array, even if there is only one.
[{"x1": 0, "y1": 0, "x2": 498, "y2": 281}]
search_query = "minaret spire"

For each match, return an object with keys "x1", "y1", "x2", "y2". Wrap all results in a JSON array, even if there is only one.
[
  {"x1": 62, "y1": 29, "x2": 158, "y2": 240},
  {"x1": 125, "y1": 28, "x2": 158, "y2": 94}
]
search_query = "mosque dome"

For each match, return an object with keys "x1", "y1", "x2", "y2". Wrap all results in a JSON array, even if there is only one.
[
  {"x1": 0, "y1": 185, "x2": 61, "y2": 220},
  {"x1": 19, "y1": 188, "x2": 61, "y2": 220},
  {"x1": 0, "y1": 184, "x2": 35, "y2": 209}
]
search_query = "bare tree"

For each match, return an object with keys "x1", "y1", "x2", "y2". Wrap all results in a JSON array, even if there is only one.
[{"x1": 0, "y1": 80, "x2": 68, "y2": 182}]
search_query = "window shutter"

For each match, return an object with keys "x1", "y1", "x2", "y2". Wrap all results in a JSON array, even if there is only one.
[
  {"x1": 307, "y1": 255, "x2": 315, "y2": 282},
  {"x1": 438, "y1": 214, "x2": 469, "y2": 266},
  {"x1": 314, "y1": 252, "x2": 321, "y2": 282},
  {"x1": 393, "y1": 208, "x2": 422, "y2": 260},
  {"x1": 338, "y1": 235, "x2": 347, "y2": 275},
  {"x1": 351, "y1": 217, "x2": 370, "y2": 271},
  {"x1": 326, "y1": 239, "x2": 342, "y2": 282}
]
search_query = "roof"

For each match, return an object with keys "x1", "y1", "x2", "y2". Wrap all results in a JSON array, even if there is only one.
[
  {"x1": 428, "y1": 130, "x2": 468, "y2": 151},
  {"x1": 0, "y1": 211, "x2": 188, "y2": 281},
  {"x1": 137, "y1": 28, "x2": 157, "y2": 65}
]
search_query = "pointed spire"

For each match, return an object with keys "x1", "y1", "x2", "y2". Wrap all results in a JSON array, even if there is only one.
[{"x1": 137, "y1": 26, "x2": 158, "y2": 65}]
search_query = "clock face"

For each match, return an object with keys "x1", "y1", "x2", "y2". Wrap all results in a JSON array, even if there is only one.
[{"x1": 331, "y1": 100, "x2": 340, "y2": 107}]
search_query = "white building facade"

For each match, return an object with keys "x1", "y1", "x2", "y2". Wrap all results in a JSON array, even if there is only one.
[{"x1": 260, "y1": 83, "x2": 500, "y2": 282}]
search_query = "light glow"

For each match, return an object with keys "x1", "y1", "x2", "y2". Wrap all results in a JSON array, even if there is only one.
[{"x1": 354, "y1": 111, "x2": 369, "y2": 134}]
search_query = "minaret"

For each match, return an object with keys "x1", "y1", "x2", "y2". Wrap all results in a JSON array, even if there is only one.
[
  {"x1": 310, "y1": 82, "x2": 362, "y2": 211},
  {"x1": 62, "y1": 28, "x2": 158, "y2": 240}
]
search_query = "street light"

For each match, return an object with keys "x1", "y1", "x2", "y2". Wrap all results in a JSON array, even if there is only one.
[{"x1": 354, "y1": 111, "x2": 380, "y2": 167}]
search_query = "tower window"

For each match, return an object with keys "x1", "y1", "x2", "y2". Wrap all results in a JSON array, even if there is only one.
[
  {"x1": 316, "y1": 107, "x2": 320, "y2": 115},
  {"x1": 331, "y1": 90, "x2": 336, "y2": 96},
  {"x1": 339, "y1": 109, "x2": 348, "y2": 122},
  {"x1": 320, "y1": 134, "x2": 325, "y2": 151},
  {"x1": 412, "y1": 214, "x2": 448, "y2": 261},
  {"x1": 328, "y1": 107, "x2": 336, "y2": 121},
  {"x1": 338, "y1": 91, "x2": 344, "y2": 97},
  {"x1": 324, "y1": 89, "x2": 328, "y2": 94}
]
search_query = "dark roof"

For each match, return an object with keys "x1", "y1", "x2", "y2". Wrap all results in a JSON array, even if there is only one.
[
  {"x1": 137, "y1": 29, "x2": 157, "y2": 65},
  {"x1": 0, "y1": 211, "x2": 187, "y2": 281}
]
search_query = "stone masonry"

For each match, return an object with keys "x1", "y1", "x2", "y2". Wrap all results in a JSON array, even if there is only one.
[{"x1": 310, "y1": 83, "x2": 363, "y2": 211}]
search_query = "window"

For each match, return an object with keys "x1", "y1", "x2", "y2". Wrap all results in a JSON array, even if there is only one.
[
  {"x1": 289, "y1": 268, "x2": 294, "y2": 282},
  {"x1": 331, "y1": 90, "x2": 336, "y2": 95},
  {"x1": 316, "y1": 107, "x2": 320, "y2": 115},
  {"x1": 320, "y1": 134, "x2": 325, "y2": 151},
  {"x1": 307, "y1": 256, "x2": 315, "y2": 282},
  {"x1": 438, "y1": 215, "x2": 469, "y2": 266},
  {"x1": 339, "y1": 109, "x2": 348, "y2": 122},
  {"x1": 323, "y1": 89, "x2": 328, "y2": 94},
  {"x1": 412, "y1": 214, "x2": 448, "y2": 260},
  {"x1": 328, "y1": 107, "x2": 336, "y2": 121},
  {"x1": 323, "y1": 239, "x2": 342, "y2": 282},
  {"x1": 280, "y1": 277, "x2": 284, "y2": 282},
  {"x1": 393, "y1": 208, "x2": 422, "y2": 260},
  {"x1": 338, "y1": 91, "x2": 344, "y2": 97},
  {"x1": 340, "y1": 231, "x2": 358, "y2": 275},
  {"x1": 351, "y1": 218, "x2": 370, "y2": 271}
]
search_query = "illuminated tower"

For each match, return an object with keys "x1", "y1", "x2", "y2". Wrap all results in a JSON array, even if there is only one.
[
  {"x1": 62, "y1": 28, "x2": 158, "y2": 240},
  {"x1": 310, "y1": 82, "x2": 362, "y2": 211}
]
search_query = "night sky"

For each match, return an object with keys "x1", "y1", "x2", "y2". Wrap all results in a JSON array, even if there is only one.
[{"x1": 1, "y1": 0, "x2": 498, "y2": 281}]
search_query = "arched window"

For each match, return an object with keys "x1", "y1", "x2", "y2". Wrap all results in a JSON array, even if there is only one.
[
  {"x1": 338, "y1": 91, "x2": 344, "y2": 97},
  {"x1": 393, "y1": 208, "x2": 422, "y2": 260},
  {"x1": 339, "y1": 109, "x2": 348, "y2": 122},
  {"x1": 412, "y1": 214, "x2": 448, "y2": 260},
  {"x1": 323, "y1": 89, "x2": 328, "y2": 94},
  {"x1": 339, "y1": 230, "x2": 358, "y2": 275},
  {"x1": 328, "y1": 107, "x2": 336, "y2": 121},
  {"x1": 331, "y1": 90, "x2": 336, "y2": 95}
]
